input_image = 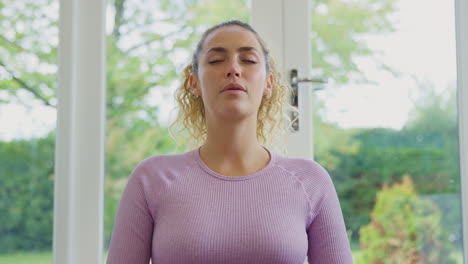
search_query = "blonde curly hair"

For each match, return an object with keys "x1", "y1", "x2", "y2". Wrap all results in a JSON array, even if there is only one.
[{"x1": 169, "y1": 20, "x2": 298, "y2": 154}]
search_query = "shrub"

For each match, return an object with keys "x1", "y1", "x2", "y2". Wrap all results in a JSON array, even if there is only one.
[{"x1": 358, "y1": 176, "x2": 456, "y2": 264}]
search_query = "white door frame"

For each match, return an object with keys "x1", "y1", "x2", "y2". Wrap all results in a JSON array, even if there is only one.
[{"x1": 252, "y1": 0, "x2": 314, "y2": 160}]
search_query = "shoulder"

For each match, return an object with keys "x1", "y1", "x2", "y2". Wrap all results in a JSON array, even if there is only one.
[
  {"x1": 273, "y1": 155, "x2": 337, "y2": 212},
  {"x1": 123, "y1": 149, "x2": 198, "y2": 200},
  {"x1": 274, "y1": 155, "x2": 334, "y2": 188},
  {"x1": 138, "y1": 150, "x2": 194, "y2": 171},
  {"x1": 128, "y1": 149, "x2": 197, "y2": 182}
]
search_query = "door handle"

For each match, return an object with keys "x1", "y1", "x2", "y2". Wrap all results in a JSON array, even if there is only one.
[{"x1": 289, "y1": 69, "x2": 328, "y2": 131}]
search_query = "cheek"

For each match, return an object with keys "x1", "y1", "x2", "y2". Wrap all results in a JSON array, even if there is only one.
[
  {"x1": 252, "y1": 73, "x2": 268, "y2": 90},
  {"x1": 198, "y1": 68, "x2": 218, "y2": 87}
]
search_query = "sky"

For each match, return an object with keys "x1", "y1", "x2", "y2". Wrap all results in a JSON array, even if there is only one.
[
  {"x1": 316, "y1": 0, "x2": 457, "y2": 129},
  {"x1": 0, "y1": 0, "x2": 458, "y2": 141}
]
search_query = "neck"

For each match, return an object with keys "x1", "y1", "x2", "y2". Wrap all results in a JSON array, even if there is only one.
[{"x1": 199, "y1": 117, "x2": 270, "y2": 176}]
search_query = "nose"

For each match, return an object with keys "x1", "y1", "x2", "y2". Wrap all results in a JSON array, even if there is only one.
[{"x1": 225, "y1": 60, "x2": 241, "y2": 78}]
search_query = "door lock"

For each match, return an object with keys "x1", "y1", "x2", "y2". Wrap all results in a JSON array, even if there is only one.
[{"x1": 289, "y1": 69, "x2": 327, "y2": 131}]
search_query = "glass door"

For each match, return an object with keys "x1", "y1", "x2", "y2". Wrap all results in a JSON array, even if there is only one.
[
  {"x1": 255, "y1": 0, "x2": 465, "y2": 263},
  {"x1": 311, "y1": 0, "x2": 464, "y2": 262}
]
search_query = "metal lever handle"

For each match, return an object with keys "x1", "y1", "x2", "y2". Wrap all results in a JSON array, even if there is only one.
[
  {"x1": 291, "y1": 75, "x2": 327, "y2": 87},
  {"x1": 289, "y1": 69, "x2": 328, "y2": 131}
]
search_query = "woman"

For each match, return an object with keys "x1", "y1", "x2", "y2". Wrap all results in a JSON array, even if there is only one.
[{"x1": 106, "y1": 20, "x2": 353, "y2": 264}]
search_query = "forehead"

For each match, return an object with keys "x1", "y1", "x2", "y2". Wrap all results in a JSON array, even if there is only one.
[{"x1": 201, "y1": 25, "x2": 262, "y2": 53}]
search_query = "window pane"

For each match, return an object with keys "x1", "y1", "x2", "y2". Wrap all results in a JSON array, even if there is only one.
[
  {"x1": 104, "y1": 0, "x2": 251, "y2": 261},
  {"x1": 311, "y1": 0, "x2": 463, "y2": 262},
  {"x1": 0, "y1": 0, "x2": 57, "y2": 262}
]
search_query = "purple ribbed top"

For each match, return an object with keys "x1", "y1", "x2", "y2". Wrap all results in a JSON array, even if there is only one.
[{"x1": 106, "y1": 146, "x2": 353, "y2": 264}]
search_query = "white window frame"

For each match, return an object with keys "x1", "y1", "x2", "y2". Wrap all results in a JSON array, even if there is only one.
[
  {"x1": 455, "y1": 0, "x2": 468, "y2": 261},
  {"x1": 52, "y1": 0, "x2": 468, "y2": 263},
  {"x1": 53, "y1": 0, "x2": 106, "y2": 263}
]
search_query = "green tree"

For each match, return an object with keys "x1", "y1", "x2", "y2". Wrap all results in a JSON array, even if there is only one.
[
  {"x1": 311, "y1": 0, "x2": 397, "y2": 84},
  {"x1": 0, "y1": 134, "x2": 55, "y2": 253},
  {"x1": 402, "y1": 79, "x2": 459, "y2": 191},
  {"x1": 0, "y1": 0, "x2": 58, "y2": 107}
]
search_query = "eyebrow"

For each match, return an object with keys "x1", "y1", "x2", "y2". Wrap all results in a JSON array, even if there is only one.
[{"x1": 206, "y1": 46, "x2": 259, "y2": 54}]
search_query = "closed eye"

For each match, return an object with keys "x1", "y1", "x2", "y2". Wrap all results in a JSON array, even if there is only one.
[
  {"x1": 244, "y1": 60, "x2": 257, "y2": 64},
  {"x1": 208, "y1": 60, "x2": 223, "y2": 64}
]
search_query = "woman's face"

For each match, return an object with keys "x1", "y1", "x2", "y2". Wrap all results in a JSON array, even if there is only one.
[{"x1": 190, "y1": 25, "x2": 273, "y2": 122}]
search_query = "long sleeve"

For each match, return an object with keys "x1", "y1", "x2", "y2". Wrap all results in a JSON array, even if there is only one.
[
  {"x1": 306, "y1": 174, "x2": 353, "y2": 264},
  {"x1": 106, "y1": 165, "x2": 154, "y2": 264}
]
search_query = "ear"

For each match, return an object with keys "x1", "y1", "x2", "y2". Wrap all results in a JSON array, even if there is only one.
[
  {"x1": 263, "y1": 73, "x2": 273, "y2": 98},
  {"x1": 189, "y1": 73, "x2": 201, "y2": 97}
]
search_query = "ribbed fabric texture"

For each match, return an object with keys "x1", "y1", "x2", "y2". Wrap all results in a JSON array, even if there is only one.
[{"x1": 106, "y1": 146, "x2": 354, "y2": 264}]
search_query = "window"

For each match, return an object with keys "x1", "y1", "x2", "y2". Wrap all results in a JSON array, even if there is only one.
[{"x1": 0, "y1": 0, "x2": 58, "y2": 262}]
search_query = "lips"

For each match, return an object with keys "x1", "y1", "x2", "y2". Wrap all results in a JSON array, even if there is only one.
[{"x1": 222, "y1": 83, "x2": 246, "y2": 93}]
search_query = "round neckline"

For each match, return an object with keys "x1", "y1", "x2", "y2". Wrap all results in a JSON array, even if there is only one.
[{"x1": 192, "y1": 145, "x2": 277, "y2": 181}]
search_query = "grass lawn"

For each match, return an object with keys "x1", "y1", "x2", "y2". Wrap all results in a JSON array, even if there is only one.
[
  {"x1": 0, "y1": 251, "x2": 110, "y2": 264},
  {"x1": 0, "y1": 252, "x2": 52, "y2": 264}
]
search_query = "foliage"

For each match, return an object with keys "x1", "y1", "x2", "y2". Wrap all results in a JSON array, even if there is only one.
[
  {"x1": 357, "y1": 176, "x2": 456, "y2": 264},
  {"x1": 317, "y1": 82, "x2": 461, "y2": 244},
  {"x1": 311, "y1": 0, "x2": 397, "y2": 84},
  {"x1": 313, "y1": 101, "x2": 360, "y2": 171},
  {"x1": 331, "y1": 142, "x2": 456, "y2": 240},
  {"x1": 0, "y1": 0, "x2": 58, "y2": 107},
  {"x1": 0, "y1": 134, "x2": 54, "y2": 253}
]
